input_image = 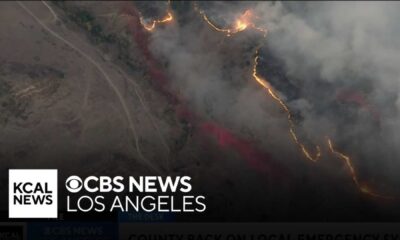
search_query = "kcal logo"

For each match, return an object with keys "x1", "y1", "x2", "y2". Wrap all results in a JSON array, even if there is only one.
[{"x1": 9, "y1": 169, "x2": 58, "y2": 218}]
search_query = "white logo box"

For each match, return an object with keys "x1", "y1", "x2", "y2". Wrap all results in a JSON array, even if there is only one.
[{"x1": 9, "y1": 169, "x2": 58, "y2": 219}]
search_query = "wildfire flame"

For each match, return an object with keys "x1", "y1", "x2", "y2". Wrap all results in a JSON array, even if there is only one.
[
  {"x1": 195, "y1": 7, "x2": 397, "y2": 199},
  {"x1": 252, "y1": 50, "x2": 321, "y2": 162},
  {"x1": 133, "y1": 2, "x2": 397, "y2": 200},
  {"x1": 327, "y1": 138, "x2": 394, "y2": 199},
  {"x1": 140, "y1": 12, "x2": 173, "y2": 31},
  {"x1": 139, "y1": 1, "x2": 173, "y2": 31},
  {"x1": 195, "y1": 5, "x2": 267, "y2": 37}
]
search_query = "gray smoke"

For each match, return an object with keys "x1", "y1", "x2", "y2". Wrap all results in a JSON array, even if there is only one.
[
  {"x1": 254, "y1": 1, "x2": 400, "y2": 183},
  {"x1": 147, "y1": 1, "x2": 400, "y2": 188}
]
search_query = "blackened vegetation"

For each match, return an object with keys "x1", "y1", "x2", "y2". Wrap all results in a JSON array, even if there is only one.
[
  {"x1": 134, "y1": 1, "x2": 169, "y2": 19},
  {"x1": 61, "y1": 5, "x2": 117, "y2": 45},
  {"x1": 52, "y1": 2, "x2": 146, "y2": 74}
]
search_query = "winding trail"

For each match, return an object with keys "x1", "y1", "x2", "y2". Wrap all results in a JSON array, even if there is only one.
[
  {"x1": 40, "y1": 0, "x2": 170, "y2": 170},
  {"x1": 17, "y1": 1, "x2": 161, "y2": 174}
]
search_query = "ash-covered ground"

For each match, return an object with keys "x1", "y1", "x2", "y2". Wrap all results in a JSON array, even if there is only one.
[{"x1": 1, "y1": 1, "x2": 400, "y2": 221}]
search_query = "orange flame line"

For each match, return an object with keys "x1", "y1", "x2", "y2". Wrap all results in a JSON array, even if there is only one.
[
  {"x1": 253, "y1": 49, "x2": 395, "y2": 199},
  {"x1": 200, "y1": 11, "x2": 232, "y2": 36},
  {"x1": 327, "y1": 138, "x2": 395, "y2": 199},
  {"x1": 136, "y1": 2, "x2": 398, "y2": 200},
  {"x1": 194, "y1": 5, "x2": 267, "y2": 37},
  {"x1": 196, "y1": 6, "x2": 398, "y2": 200},
  {"x1": 139, "y1": 1, "x2": 173, "y2": 31},
  {"x1": 252, "y1": 50, "x2": 321, "y2": 162}
]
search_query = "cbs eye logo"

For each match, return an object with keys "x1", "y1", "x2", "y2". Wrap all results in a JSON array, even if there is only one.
[{"x1": 65, "y1": 176, "x2": 83, "y2": 193}]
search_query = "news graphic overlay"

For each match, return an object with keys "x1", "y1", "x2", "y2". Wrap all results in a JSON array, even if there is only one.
[
  {"x1": 8, "y1": 169, "x2": 58, "y2": 219},
  {"x1": 65, "y1": 176, "x2": 206, "y2": 213}
]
